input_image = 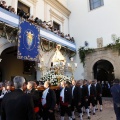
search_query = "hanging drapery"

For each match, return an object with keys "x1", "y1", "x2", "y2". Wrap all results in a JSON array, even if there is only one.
[{"x1": 17, "y1": 21, "x2": 40, "y2": 61}]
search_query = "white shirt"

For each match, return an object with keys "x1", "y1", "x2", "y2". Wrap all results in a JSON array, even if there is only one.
[
  {"x1": 88, "y1": 84, "x2": 91, "y2": 96},
  {"x1": 0, "y1": 89, "x2": 7, "y2": 99},
  {"x1": 42, "y1": 88, "x2": 49, "y2": 106},
  {"x1": 60, "y1": 88, "x2": 65, "y2": 102},
  {"x1": 80, "y1": 85, "x2": 83, "y2": 88},
  {"x1": 72, "y1": 86, "x2": 75, "y2": 97},
  {"x1": 108, "y1": 83, "x2": 110, "y2": 89}
]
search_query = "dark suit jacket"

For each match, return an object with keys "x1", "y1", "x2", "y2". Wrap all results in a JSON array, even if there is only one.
[
  {"x1": 82, "y1": 85, "x2": 89, "y2": 99},
  {"x1": 60, "y1": 87, "x2": 72, "y2": 105},
  {"x1": 90, "y1": 84, "x2": 96, "y2": 97},
  {"x1": 43, "y1": 88, "x2": 56, "y2": 110},
  {"x1": 96, "y1": 83, "x2": 102, "y2": 95},
  {"x1": 45, "y1": 88, "x2": 56, "y2": 110},
  {"x1": 72, "y1": 86, "x2": 82, "y2": 103},
  {"x1": 1, "y1": 89, "x2": 35, "y2": 120},
  {"x1": 29, "y1": 88, "x2": 40, "y2": 108},
  {"x1": 111, "y1": 84, "x2": 120, "y2": 104}
]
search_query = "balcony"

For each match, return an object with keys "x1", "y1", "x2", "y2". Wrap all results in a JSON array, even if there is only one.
[{"x1": 0, "y1": 7, "x2": 76, "y2": 52}]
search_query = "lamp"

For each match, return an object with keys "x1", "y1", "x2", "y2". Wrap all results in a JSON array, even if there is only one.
[
  {"x1": 67, "y1": 57, "x2": 77, "y2": 79},
  {"x1": 38, "y1": 57, "x2": 48, "y2": 76}
]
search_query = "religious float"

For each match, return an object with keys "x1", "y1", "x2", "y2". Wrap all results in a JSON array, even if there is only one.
[{"x1": 37, "y1": 44, "x2": 77, "y2": 90}]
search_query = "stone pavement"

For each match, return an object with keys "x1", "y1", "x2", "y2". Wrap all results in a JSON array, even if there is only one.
[{"x1": 55, "y1": 98, "x2": 116, "y2": 120}]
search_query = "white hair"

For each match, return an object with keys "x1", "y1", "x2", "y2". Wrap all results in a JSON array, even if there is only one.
[{"x1": 13, "y1": 76, "x2": 25, "y2": 89}]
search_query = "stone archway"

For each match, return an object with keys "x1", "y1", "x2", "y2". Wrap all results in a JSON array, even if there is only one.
[
  {"x1": 93, "y1": 59, "x2": 115, "y2": 82},
  {"x1": 0, "y1": 37, "x2": 17, "y2": 56},
  {"x1": 84, "y1": 48, "x2": 120, "y2": 80}
]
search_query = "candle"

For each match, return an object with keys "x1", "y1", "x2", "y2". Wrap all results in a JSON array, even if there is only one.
[
  {"x1": 70, "y1": 57, "x2": 73, "y2": 61},
  {"x1": 41, "y1": 58, "x2": 44, "y2": 62},
  {"x1": 74, "y1": 63, "x2": 77, "y2": 68},
  {"x1": 67, "y1": 63, "x2": 71, "y2": 67},
  {"x1": 38, "y1": 63, "x2": 40, "y2": 67},
  {"x1": 63, "y1": 62, "x2": 65, "y2": 66}
]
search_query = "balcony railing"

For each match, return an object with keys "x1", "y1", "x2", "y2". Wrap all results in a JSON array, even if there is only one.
[{"x1": 0, "y1": 7, "x2": 76, "y2": 51}]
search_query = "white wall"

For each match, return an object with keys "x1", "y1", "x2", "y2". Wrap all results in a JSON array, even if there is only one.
[
  {"x1": 68, "y1": 0, "x2": 120, "y2": 79},
  {"x1": 35, "y1": 0, "x2": 45, "y2": 20},
  {"x1": 68, "y1": 0, "x2": 120, "y2": 48}
]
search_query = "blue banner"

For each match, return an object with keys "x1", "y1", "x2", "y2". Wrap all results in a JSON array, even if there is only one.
[{"x1": 17, "y1": 21, "x2": 40, "y2": 61}]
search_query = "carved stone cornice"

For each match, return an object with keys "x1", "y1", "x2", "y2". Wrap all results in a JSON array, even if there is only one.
[
  {"x1": 49, "y1": 9, "x2": 65, "y2": 23},
  {"x1": 27, "y1": 0, "x2": 38, "y2": 5},
  {"x1": 44, "y1": 0, "x2": 71, "y2": 18}
]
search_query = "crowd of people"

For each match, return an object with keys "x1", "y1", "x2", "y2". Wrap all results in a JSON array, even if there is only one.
[
  {"x1": 0, "y1": 0, "x2": 16, "y2": 14},
  {"x1": 0, "y1": 0, "x2": 75, "y2": 43},
  {"x1": 0, "y1": 76, "x2": 105, "y2": 120}
]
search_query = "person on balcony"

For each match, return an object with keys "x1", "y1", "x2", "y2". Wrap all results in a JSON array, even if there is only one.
[
  {"x1": 46, "y1": 24, "x2": 51, "y2": 31},
  {"x1": 11, "y1": 7, "x2": 16, "y2": 14},
  {"x1": 57, "y1": 30, "x2": 61, "y2": 36},
  {"x1": 34, "y1": 17, "x2": 42, "y2": 26},
  {"x1": 6, "y1": 6, "x2": 12, "y2": 12},
  {"x1": 71, "y1": 37, "x2": 75, "y2": 43},
  {"x1": 41, "y1": 21, "x2": 47, "y2": 28},
  {"x1": 28, "y1": 15, "x2": 34, "y2": 23},
  {"x1": 23, "y1": 13, "x2": 30, "y2": 20},
  {"x1": 54, "y1": 28, "x2": 58, "y2": 34},
  {"x1": 65, "y1": 34, "x2": 71, "y2": 40},
  {"x1": 60, "y1": 32, "x2": 64, "y2": 38},
  {"x1": 17, "y1": 8, "x2": 25, "y2": 18},
  {"x1": 48, "y1": 24, "x2": 53, "y2": 31},
  {"x1": 0, "y1": 1, "x2": 6, "y2": 9}
]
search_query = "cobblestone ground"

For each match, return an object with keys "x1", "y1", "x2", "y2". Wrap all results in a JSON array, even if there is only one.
[{"x1": 55, "y1": 98, "x2": 116, "y2": 120}]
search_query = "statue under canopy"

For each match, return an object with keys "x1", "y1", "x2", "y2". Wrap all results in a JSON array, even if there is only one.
[{"x1": 51, "y1": 44, "x2": 66, "y2": 66}]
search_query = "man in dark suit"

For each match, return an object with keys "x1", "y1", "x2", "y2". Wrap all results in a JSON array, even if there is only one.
[
  {"x1": 111, "y1": 78, "x2": 120, "y2": 120},
  {"x1": 60, "y1": 81, "x2": 72, "y2": 120},
  {"x1": 82, "y1": 80, "x2": 90, "y2": 119},
  {"x1": 88, "y1": 80, "x2": 96, "y2": 115},
  {"x1": 42, "y1": 81, "x2": 56, "y2": 120},
  {"x1": 71, "y1": 80, "x2": 82, "y2": 120},
  {"x1": 1, "y1": 76, "x2": 35, "y2": 120},
  {"x1": 27, "y1": 81, "x2": 41, "y2": 120},
  {"x1": 95, "y1": 80, "x2": 103, "y2": 111}
]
